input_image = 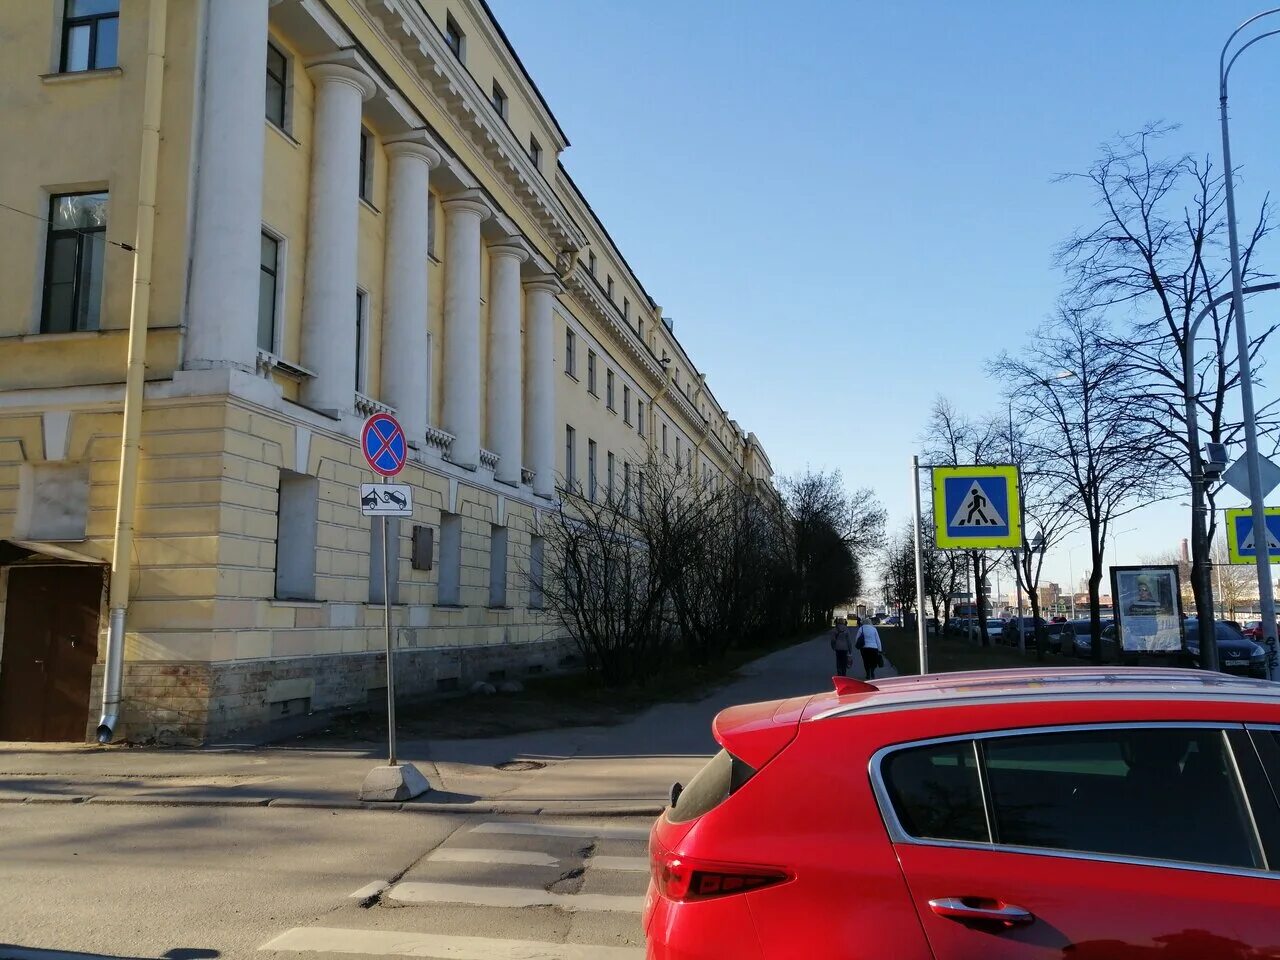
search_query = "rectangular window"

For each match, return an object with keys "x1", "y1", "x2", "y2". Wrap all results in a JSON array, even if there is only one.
[
  {"x1": 529, "y1": 135, "x2": 542, "y2": 167},
  {"x1": 607, "y1": 451, "x2": 615, "y2": 502},
  {"x1": 258, "y1": 231, "x2": 280, "y2": 353},
  {"x1": 528, "y1": 534, "x2": 545, "y2": 609},
  {"x1": 437, "y1": 512, "x2": 462, "y2": 606},
  {"x1": 266, "y1": 42, "x2": 288, "y2": 129},
  {"x1": 359, "y1": 127, "x2": 375, "y2": 203},
  {"x1": 662, "y1": 423, "x2": 668, "y2": 457},
  {"x1": 623, "y1": 298, "x2": 630, "y2": 322},
  {"x1": 606, "y1": 369, "x2": 615, "y2": 411},
  {"x1": 638, "y1": 400, "x2": 645, "y2": 437},
  {"x1": 565, "y1": 327, "x2": 576, "y2": 377},
  {"x1": 427, "y1": 192, "x2": 437, "y2": 258},
  {"x1": 623, "y1": 461, "x2": 632, "y2": 512},
  {"x1": 587, "y1": 351, "x2": 597, "y2": 396},
  {"x1": 369, "y1": 517, "x2": 401, "y2": 605},
  {"x1": 61, "y1": 0, "x2": 119, "y2": 73},
  {"x1": 355, "y1": 289, "x2": 368, "y2": 392},
  {"x1": 565, "y1": 424, "x2": 576, "y2": 487},
  {"x1": 491, "y1": 80, "x2": 508, "y2": 119},
  {"x1": 588, "y1": 439, "x2": 597, "y2": 502},
  {"x1": 637, "y1": 469, "x2": 645, "y2": 515},
  {"x1": 676, "y1": 436, "x2": 682, "y2": 463},
  {"x1": 488, "y1": 525, "x2": 508, "y2": 607},
  {"x1": 444, "y1": 13, "x2": 465, "y2": 60},
  {"x1": 638, "y1": 317, "x2": 644, "y2": 342},
  {"x1": 588, "y1": 251, "x2": 597, "y2": 276},
  {"x1": 275, "y1": 471, "x2": 318, "y2": 601},
  {"x1": 41, "y1": 192, "x2": 108, "y2": 334},
  {"x1": 623, "y1": 386, "x2": 632, "y2": 424},
  {"x1": 606, "y1": 276, "x2": 614, "y2": 300}
]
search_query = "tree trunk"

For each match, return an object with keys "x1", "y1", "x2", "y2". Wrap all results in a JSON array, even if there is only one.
[{"x1": 1089, "y1": 536, "x2": 1105, "y2": 664}]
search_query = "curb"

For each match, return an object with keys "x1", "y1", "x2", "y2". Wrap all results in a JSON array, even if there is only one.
[{"x1": 0, "y1": 792, "x2": 664, "y2": 817}]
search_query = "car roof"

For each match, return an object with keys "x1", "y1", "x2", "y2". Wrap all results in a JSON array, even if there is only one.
[{"x1": 802, "y1": 666, "x2": 1279, "y2": 722}]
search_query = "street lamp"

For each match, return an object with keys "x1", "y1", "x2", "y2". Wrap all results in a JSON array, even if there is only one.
[
  {"x1": 1218, "y1": 10, "x2": 1280, "y2": 680},
  {"x1": 1067, "y1": 543, "x2": 1086, "y2": 619}
]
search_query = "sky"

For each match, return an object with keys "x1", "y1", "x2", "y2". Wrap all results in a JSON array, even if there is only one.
[{"x1": 488, "y1": 0, "x2": 1280, "y2": 598}]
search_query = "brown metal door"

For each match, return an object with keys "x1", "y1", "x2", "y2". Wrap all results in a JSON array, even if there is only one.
[{"x1": 0, "y1": 566, "x2": 102, "y2": 741}]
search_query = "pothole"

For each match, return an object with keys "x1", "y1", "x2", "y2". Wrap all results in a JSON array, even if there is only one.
[{"x1": 495, "y1": 760, "x2": 546, "y2": 772}]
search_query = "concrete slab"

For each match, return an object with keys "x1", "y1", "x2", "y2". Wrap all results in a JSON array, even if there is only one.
[{"x1": 358, "y1": 762, "x2": 431, "y2": 802}]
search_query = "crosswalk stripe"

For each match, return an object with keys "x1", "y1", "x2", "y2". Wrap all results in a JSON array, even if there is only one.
[
  {"x1": 259, "y1": 926, "x2": 645, "y2": 959},
  {"x1": 588, "y1": 854, "x2": 649, "y2": 872},
  {"x1": 385, "y1": 880, "x2": 645, "y2": 913},
  {"x1": 347, "y1": 880, "x2": 389, "y2": 899},
  {"x1": 470, "y1": 821, "x2": 651, "y2": 842},
  {"x1": 428, "y1": 847, "x2": 560, "y2": 867}
]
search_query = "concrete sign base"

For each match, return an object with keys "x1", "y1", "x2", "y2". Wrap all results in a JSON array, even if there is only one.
[{"x1": 359, "y1": 762, "x2": 431, "y2": 802}]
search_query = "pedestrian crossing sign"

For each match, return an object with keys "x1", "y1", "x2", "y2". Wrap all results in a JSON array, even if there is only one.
[
  {"x1": 932, "y1": 464, "x2": 1022, "y2": 550},
  {"x1": 1226, "y1": 506, "x2": 1280, "y2": 565}
]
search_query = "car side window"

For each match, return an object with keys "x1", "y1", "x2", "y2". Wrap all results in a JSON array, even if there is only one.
[
  {"x1": 983, "y1": 728, "x2": 1263, "y2": 870},
  {"x1": 882, "y1": 741, "x2": 988, "y2": 843}
]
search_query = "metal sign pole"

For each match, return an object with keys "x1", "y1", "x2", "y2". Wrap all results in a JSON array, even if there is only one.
[
  {"x1": 382, "y1": 499, "x2": 396, "y2": 767},
  {"x1": 912, "y1": 456, "x2": 929, "y2": 675}
]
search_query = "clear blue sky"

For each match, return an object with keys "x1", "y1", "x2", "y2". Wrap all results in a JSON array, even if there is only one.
[{"x1": 490, "y1": 0, "x2": 1280, "y2": 595}]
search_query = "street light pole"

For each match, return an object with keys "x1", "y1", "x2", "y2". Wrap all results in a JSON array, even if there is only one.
[
  {"x1": 1008, "y1": 399, "x2": 1024, "y2": 651},
  {"x1": 1219, "y1": 10, "x2": 1280, "y2": 680}
]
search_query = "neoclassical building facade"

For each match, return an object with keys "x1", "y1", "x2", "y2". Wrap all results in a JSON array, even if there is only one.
[{"x1": 0, "y1": 0, "x2": 775, "y2": 742}]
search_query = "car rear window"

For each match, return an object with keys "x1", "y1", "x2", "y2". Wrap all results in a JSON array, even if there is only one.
[
  {"x1": 668, "y1": 749, "x2": 756, "y2": 824},
  {"x1": 882, "y1": 741, "x2": 988, "y2": 843}
]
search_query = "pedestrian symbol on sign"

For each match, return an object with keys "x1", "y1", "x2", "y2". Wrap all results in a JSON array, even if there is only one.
[{"x1": 950, "y1": 480, "x2": 1006, "y2": 528}]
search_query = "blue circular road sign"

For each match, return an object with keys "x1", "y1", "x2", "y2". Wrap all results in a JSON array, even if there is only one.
[{"x1": 361, "y1": 413, "x2": 407, "y2": 477}]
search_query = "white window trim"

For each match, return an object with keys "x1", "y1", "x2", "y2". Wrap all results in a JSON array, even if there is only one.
[
  {"x1": 260, "y1": 223, "x2": 287, "y2": 358},
  {"x1": 355, "y1": 286, "x2": 370, "y2": 395},
  {"x1": 265, "y1": 37, "x2": 294, "y2": 137}
]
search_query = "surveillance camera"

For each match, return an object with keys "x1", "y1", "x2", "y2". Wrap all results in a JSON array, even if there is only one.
[{"x1": 1202, "y1": 443, "x2": 1229, "y2": 479}]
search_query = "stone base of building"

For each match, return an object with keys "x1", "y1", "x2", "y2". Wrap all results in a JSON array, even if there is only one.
[{"x1": 87, "y1": 635, "x2": 580, "y2": 745}]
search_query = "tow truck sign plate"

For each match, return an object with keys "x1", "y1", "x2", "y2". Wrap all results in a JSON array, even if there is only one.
[{"x1": 360, "y1": 483, "x2": 413, "y2": 517}]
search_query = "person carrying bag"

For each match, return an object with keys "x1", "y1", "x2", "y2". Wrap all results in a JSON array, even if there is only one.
[
  {"x1": 854, "y1": 618, "x2": 884, "y2": 681},
  {"x1": 830, "y1": 619, "x2": 852, "y2": 677}
]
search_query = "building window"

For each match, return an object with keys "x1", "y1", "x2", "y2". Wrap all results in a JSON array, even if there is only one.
[
  {"x1": 369, "y1": 517, "x2": 401, "y2": 605},
  {"x1": 623, "y1": 385, "x2": 631, "y2": 424},
  {"x1": 61, "y1": 0, "x2": 119, "y2": 73},
  {"x1": 607, "y1": 451, "x2": 615, "y2": 502},
  {"x1": 359, "y1": 128, "x2": 375, "y2": 203},
  {"x1": 606, "y1": 369, "x2": 615, "y2": 411},
  {"x1": 588, "y1": 251, "x2": 597, "y2": 276},
  {"x1": 564, "y1": 425, "x2": 576, "y2": 487},
  {"x1": 662, "y1": 423, "x2": 668, "y2": 458},
  {"x1": 588, "y1": 439, "x2": 597, "y2": 502},
  {"x1": 41, "y1": 192, "x2": 108, "y2": 334},
  {"x1": 529, "y1": 135, "x2": 542, "y2": 167},
  {"x1": 427, "y1": 193, "x2": 437, "y2": 258},
  {"x1": 623, "y1": 298, "x2": 630, "y2": 322},
  {"x1": 266, "y1": 42, "x2": 288, "y2": 129},
  {"x1": 437, "y1": 512, "x2": 462, "y2": 606},
  {"x1": 676, "y1": 436, "x2": 682, "y2": 464},
  {"x1": 489, "y1": 525, "x2": 508, "y2": 607},
  {"x1": 528, "y1": 534, "x2": 545, "y2": 609},
  {"x1": 623, "y1": 461, "x2": 632, "y2": 512},
  {"x1": 258, "y1": 231, "x2": 280, "y2": 353},
  {"x1": 606, "y1": 276, "x2": 614, "y2": 300},
  {"x1": 444, "y1": 13, "x2": 465, "y2": 60},
  {"x1": 587, "y1": 351, "x2": 597, "y2": 396},
  {"x1": 638, "y1": 317, "x2": 644, "y2": 342},
  {"x1": 565, "y1": 327, "x2": 576, "y2": 377},
  {"x1": 638, "y1": 400, "x2": 645, "y2": 437},
  {"x1": 355, "y1": 289, "x2": 368, "y2": 392},
  {"x1": 491, "y1": 80, "x2": 508, "y2": 120},
  {"x1": 275, "y1": 471, "x2": 318, "y2": 600}
]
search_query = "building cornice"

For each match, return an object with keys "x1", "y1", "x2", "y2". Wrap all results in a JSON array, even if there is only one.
[
  {"x1": 353, "y1": 0, "x2": 586, "y2": 255},
  {"x1": 563, "y1": 264, "x2": 663, "y2": 386}
]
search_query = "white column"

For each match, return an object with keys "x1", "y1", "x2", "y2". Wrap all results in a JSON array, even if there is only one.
[
  {"x1": 523, "y1": 276, "x2": 561, "y2": 498},
  {"x1": 381, "y1": 135, "x2": 440, "y2": 445},
  {"x1": 300, "y1": 59, "x2": 375, "y2": 417},
  {"x1": 486, "y1": 242, "x2": 528, "y2": 485},
  {"x1": 441, "y1": 191, "x2": 490, "y2": 469},
  {"x1": 184, "y1": 0, "x2": 268, "y2": 371}
]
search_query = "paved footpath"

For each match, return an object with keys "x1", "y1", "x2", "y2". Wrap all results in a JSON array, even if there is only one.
[{"x1": 0, "y1": 634, "x2": 895, "y2": 815}]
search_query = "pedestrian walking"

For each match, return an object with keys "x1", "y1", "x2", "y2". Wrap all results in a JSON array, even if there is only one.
[
  {"x1": 854, "y1": 618, "x2": 884, "y2": 680},
  {"x1": 830, "y1": 618, "x2": 852, "y2": 677}
]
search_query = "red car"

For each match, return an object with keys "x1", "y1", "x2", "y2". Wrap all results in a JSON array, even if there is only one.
[{"x1": 645, "y1": 667, "x2": 1280, "y2": 958}]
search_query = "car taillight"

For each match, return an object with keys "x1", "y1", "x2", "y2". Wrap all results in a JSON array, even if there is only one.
[{"x1": 650, "y1": 848, "x2": 789, "y2": 902}]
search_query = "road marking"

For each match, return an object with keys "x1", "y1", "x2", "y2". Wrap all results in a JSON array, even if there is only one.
[
  {"x1": 347, "y1": 880, "x2": 389, "y2": 899},
  {"x1": 260, "y1": 926, "x2": 644, "y2": 959},
  {"x1": 588, "y1": 854, "x2": 649, "y2": 872},
  {"x1": 470, "y1": 821, "x2": 650, "y2": 842},
  {"x1": 428, "y1": 847, "x2": 560, "y2": 867},
  {"x1": 385, "y1": 880, "x2": 645, "y2": 913}
]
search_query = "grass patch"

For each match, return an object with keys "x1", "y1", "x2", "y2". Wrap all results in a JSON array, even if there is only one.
[
  {"x1": 880, "y1": 626, "x2": 1079, "y2": 677},
  {"x1": 297, "y1": 629, "x2": 819, "y2": 744}
]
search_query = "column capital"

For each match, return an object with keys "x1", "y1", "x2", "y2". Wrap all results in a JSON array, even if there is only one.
[
  {"x1": 384, "y1": 131, "x2": 441, "y2": 167},
  {"x1": 488, "y1": 238, "x2": 530, "y2": 263},
  {"x1": 441, "y1": 188, "x2": 492, "y2": 221},
  {"x1": 523, "y1": 273, "x2": 563, "y2": 296},
  {"x1": 305, "y1": 56, "x2": 377, "y2": 101}
]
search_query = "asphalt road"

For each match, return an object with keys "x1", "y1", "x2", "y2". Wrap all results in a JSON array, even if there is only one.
[{"x1": 0, "y1": 804, "x2": 652, "y2": 960}]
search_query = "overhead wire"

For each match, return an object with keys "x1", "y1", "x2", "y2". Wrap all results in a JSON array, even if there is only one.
[{"x1": 0, "y1": 200, "x2": 136, "y2": 252}]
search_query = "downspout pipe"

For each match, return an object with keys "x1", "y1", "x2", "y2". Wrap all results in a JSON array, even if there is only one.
[{"x1": 99, "y1": 0, "x2": 167, "y2": 744}]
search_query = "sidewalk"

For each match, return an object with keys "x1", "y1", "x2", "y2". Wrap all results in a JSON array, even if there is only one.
[{"x1": 0, "y1": 633, "x2": 894, "y2": 815}]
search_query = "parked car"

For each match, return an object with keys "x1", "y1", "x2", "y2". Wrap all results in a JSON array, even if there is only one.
[
  {"x1": 945, "y1": 617, "x2": 970, "y2": 637},
  {"x1": 925, "y1": 617, "x2": 941, "y2": 635},
  {"x1": 1042, "y1": 620, "x2": 1074, "y2": 653},
  {"x1": 1000, "y1": 615, "x2": 1047, "y2": 646},
  {"x1": 1241, "y1": 620, "x2": 1279, "y2": 640},
  {"x1": 1050, "y1": 615, "x2": 1067, "y2": 624},
  {"x1": 969, "y1": 617, "x2": 1005, "y2": 643},
  {"x1": 1181, "y1": 619, "x2": 1268, "y2": 679},
  {"x1": 884, "y1": 615, "x2": 902, "y2": 627},
  {"x1": 1061, "y1": 618, "x2": 1117, "y2": 658},
  {"x1": 646, "y1": 668, "x2": 1280, "y2": 958}
]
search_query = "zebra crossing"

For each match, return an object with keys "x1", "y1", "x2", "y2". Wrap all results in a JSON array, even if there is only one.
[{"x1": 259, "y1": 817, "x2": 653, "y2": 959}]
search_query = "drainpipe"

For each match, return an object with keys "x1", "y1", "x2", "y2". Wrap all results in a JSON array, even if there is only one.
[{"x1": 98, "y1": 0, "x2": 167, "y2": 744}]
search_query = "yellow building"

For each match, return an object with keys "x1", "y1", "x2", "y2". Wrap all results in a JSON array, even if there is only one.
[{"x1": 0, "y1": 0, "x2": 773, "y2": 743}]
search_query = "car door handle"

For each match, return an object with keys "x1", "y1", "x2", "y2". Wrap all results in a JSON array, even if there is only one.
[{"x1": 928, "y1": 898, "x2": 1034, "y2": 928}]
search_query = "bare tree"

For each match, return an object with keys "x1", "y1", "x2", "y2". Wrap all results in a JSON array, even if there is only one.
[{"x1": 1055, "y1": 124, "x2": 1277, "y2": 635}]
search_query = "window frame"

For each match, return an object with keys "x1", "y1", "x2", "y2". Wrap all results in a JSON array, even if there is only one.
[
  {"x1": 491, "y1": 79, "x2": 508, "y2": 120},
  {"x1": 565, "y1": 327, "x2": 576, "y2": 378},
  {"x1": 529, "y1": 134, "x2": 542, "y2": 168},
  {"x1": 564, "y1": 424, "x2": 576, "y2": 488},
  {"x1": 871, "y1": 721, "x2": 1277, "y2": 881},
  {"x1": 444, "y1": 13, "x2": 465, "y2": 61},
  {"x1": 265, "y1": 40, "x2": 289, "y2": 131},
  {"x1": 588, "y1": 439, "x2": 597, "y2": 503},
  {"x1": 587, "y1": 350, "x2": 597, "y2": 396},
  {"x1": 588, "y1": 251, "x2": 597, "y2": 276},
  {"x1": 258, "y1": 227, "x2": 284, "y2": 355},
  {"x1": 60, "y1": 0, "x2": 119, "y2": 74},
  {"x1": 623, "y1": 385, "x2": 632, "y2": 424},
  {"x1": 606, "y1": 368, "x2": 615, "y2": 411},
  {"x1": 359, "y1": 126, "x2": 375, "y2": 204},
  {"x1": 355, "y1": 288, "x2": 369, "y2": 394},
  {"x1": 41, "y1": 190, "x2": 108, "y2": 335}
]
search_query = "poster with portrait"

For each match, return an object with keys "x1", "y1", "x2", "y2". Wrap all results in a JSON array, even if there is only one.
[{"x1": 1110, "y1": 565, "x2": 1185, "y2": 654}]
